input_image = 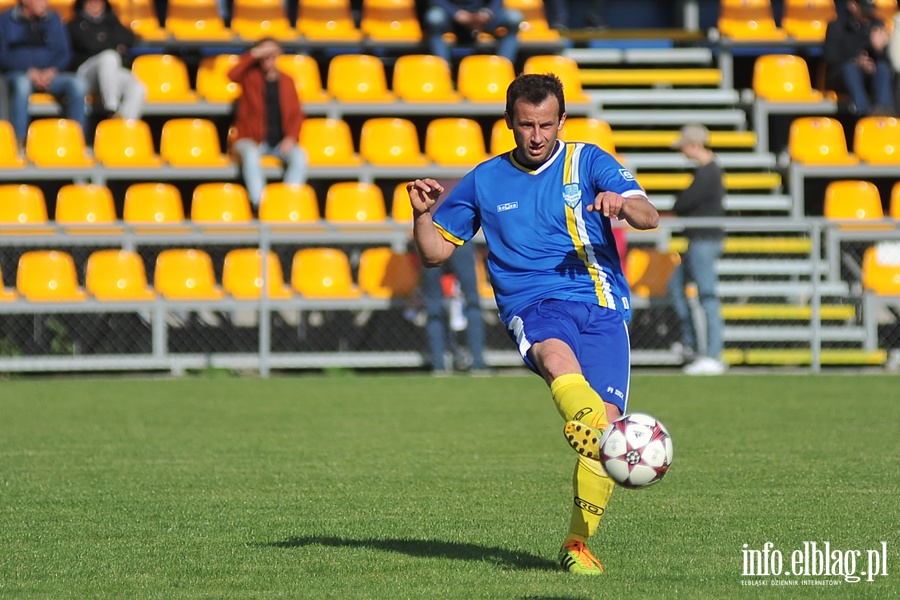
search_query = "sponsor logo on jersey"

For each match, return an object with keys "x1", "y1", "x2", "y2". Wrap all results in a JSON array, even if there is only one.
[
  {"x1": 497, "y1": 202, "x2": 518, "y2": 212},
  {"x1": 619, "y1": 169, "x2": 635, "y2": 181}
]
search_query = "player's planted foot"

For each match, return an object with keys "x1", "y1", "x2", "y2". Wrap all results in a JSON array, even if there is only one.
[
  {"x1": 558, "y1": 538, "x2": 605, "y2": 575},
  {"x1": 564, "y1": 421, "x2": 602, "y2": 460}
]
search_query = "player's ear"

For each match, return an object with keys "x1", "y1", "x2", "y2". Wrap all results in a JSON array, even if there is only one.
[
  {"x1": 558, "y1": 112, "x2": 567, "y2": 131},
  {"x1": 504, "y1": 111, "x2": 513, "y2": 129}
]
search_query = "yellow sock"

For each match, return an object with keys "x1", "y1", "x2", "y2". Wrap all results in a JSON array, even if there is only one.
[
  {"x1": 550, "y1": 373, "x2": 609, "y2": 431},
  {"x1": 568, "y1": 455, "x2": 615, "y2": 540}
]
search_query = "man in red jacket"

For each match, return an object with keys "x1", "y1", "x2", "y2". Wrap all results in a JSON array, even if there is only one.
[{"x1": 229, "y1": 38, "x2": 307, "y2": 208}]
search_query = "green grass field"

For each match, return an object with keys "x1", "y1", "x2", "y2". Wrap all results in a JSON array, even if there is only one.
[{"x1": 1, "y1": 373, "x2": 898, "y2": 599}]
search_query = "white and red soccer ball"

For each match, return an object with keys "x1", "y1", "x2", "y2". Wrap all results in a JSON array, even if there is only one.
[{"x1": 599, "y1": 412, "x2": 673, "y2": 488}]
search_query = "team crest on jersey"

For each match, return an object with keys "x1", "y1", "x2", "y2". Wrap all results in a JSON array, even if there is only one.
[
  {"x1": 619, "y1": 168, "x2": 636, "y2": 181},
  {"x1": 562, "y1": 183, "x2": 582, "y2": 208}
]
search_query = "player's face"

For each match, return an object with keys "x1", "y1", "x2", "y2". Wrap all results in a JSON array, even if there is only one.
[{"x1": 506, "y1": 97, "x2": 566, "y2": 168}]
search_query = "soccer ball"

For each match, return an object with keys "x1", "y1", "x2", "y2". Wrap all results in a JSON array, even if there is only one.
[{"x1": 598, "y1": 412, "x2": 673, "y2": 488}]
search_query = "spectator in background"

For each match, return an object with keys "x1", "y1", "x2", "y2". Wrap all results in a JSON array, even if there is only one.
[
  {"x1": 228, "y1": 38, "x2": 308, "y2": 209},
  {"x1": 0, "y1": 0, "x2": 88, "y2": 145},
  {"x1": 667, "y1": 124, "x2": 727, "y2": 376},
  {"x1": 68, "y1": 0, "x2": 145, "y2": 121},
  {"x1": 423, "y1": 0, "x2": 523, "y2": 67},
  {"x1": 824, "y1": 0, "x2": 894, "y2": 116}
]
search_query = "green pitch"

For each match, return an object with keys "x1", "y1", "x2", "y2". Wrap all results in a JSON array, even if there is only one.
[{"x1": 1, "y1": 373, "x2": 897, "y2": 599}]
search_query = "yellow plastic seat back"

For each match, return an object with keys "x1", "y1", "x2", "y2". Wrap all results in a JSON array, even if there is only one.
[
  {"x1": 326, "y1": 54, "x2": 396, "y2": 102},
  {"x1": 718, "y1": 0, "x2": 787, "y2": 41},
  {"x1": 359, "y1": 117, "x2": 428, "y2": 166},
  {"x1": 823, "y1": 180, "x2": 885, "y2": 230},
  {"x1": 504, "y1": 0, "x2": 560, "y2": 41},
  {"x1": 132, "y1": 54, "x2": 200, "y2": 102},
  {"x1": 275, "y1": 54, "x2": 331, "y2": 103},
  {"x1": 155, "y1": 249, "x2": 225, "y2": 300},
  {"x1": 391, "y1": 182, "x2": 413, "y2": 222},
  {"x1": 124, "y1": 183, "x2": 186, "y2": 225},
  {"x1": 862, "y1": 243, "x2": 900, "y2": 295},
  {"x1": 196, "y1": 54, "x2": 242, "y2": 102},
  {"x1": 854, "y1": 116, "x2": 900, "y2": 164},
  {"x1": 561, "y1": 118, "x2": 619, "y2": 159},
  {"x1": 160, "y1": 118, "x2": 231, "y2": 167},
  {"x1": 165, "y1": 0, "x2": 232, "y2": 40},
  {"x1": 299, "y1": 118, "x2": 362, "y2": 166},
  {"x1": 0, "y1": 184, "x2": 48, "y2": 225},
  {"x1": 0, "y1": 120, "x2": 24, "y2": 167},
  {"x1": 753, "y1": 54, "x2": 823, "y2": 102},
  {"x1": 393, "y1": 54, "x2": 460, "y2": 102},
  {"x1": 191, "y1": 182, "x2": 254, "y2": 223},
  {"x1": 625, "y1": 248, "x2": 681, "y2": 298},
  {"x1": 223, "y1": 248, "x2": 293, "y2": 299},
  {"x1": 231, "y1": 0, "x2": 296, "y2": 40},
  {"x1": 490, "y1": 118, "x2": 516, "y2": 156},
  {"x1": 291, "y1": 247, "x2": 362, "y2": 298},
  {"x1": 523, "y1": 55, "x2": 590, "y2": 103},
  {"x1": 360, "y1": 0, "x2": 422, "y2": 42},
  {"x1": 259, "y1": 183, "x2": 321, "y2": 223},
  {"x1": 17, "y1": 250, "x2": 87, "y2": 302},
  {"x1": 86, "y1": 249, "x2": 156, "y2": 301},
  {"x1": 324, "y1": 181, "x2": 387, "y2": 223},
  {"x1": 425, "y1": 118, "x2": 489, "y2": 166},
  {"x1": 782, "y1": 0, "x2": 836, "y2": 41},
  {"x1": 358, "y1": 247, "x2": 420, "y2": 298},
  {"x1": 458, "y1": 54, "x2": 515, "y2": 102},
  {"x1": 788, "y1": 116, "x2": 858, "y2": 165},
  {"x1": 94, "y1": 118, "x2": 162, "y2": 167},
  {"x1": 26, "y1": 119, "x2": 93, "y2": 167},
  {"x1": 297, "y1": 0, "x2": 363, "y2": 41}
]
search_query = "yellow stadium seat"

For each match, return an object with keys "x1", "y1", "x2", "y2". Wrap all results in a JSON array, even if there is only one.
[
  {"x1": 16, "y1": 250, "x2": 87, "y2": 302},
  {"x1": 25, "y1": 119, "x2": 93, "y2": 168},
  {"x1": 165, "y1": 0, "x2": 232, "y2": 40},
  {"x1": 0, "y1": 120, "x2": 24, "y2": 167},
  {"x1": 457, "y1": 54, "x2": 515, "y2": 103},
  {"x1": 391, "y1": 182, "x2": 413, "y2": 221},
  {"x1": 718, "y1": 0, "x2": 787, "y2": 41},
  {"x1": 0, "y1": 184, "x2": 48, "y2": 225},
  {"x1": 788, "y1": 116, "x2": 858, "y2": 165},
  {"x1": 55, "y1": 184, "x2": 121, "y2": 235},
  {"x1": 222, "y1": 248, "x2": 293, "y2": 299},
  {"x1": 259, "y1": 183, "x2": 321, "y2": 223},
  {"x1": 359, "y1": 117, "x2": 429, "y2": 166},
  {"x1": 522, "y1": 55, "x2": 591, "y2": 103},
  {"x1": 155, "y1": 249, "x2": 225, "y2": 300},
  {"x1": 891, "y1": 182, "x2": 900, "y2": 219},
  {"x1": 504, "y1": 0, "x2": 560, "y2": 41},
  {"x1": 93, "y1": 118, "x2": 162, "y2": 167},
  {"x1": 231, "y1": 0, "x2": 296, "y2": 40},
  {"x1": 299, "y1": 118, "x2": 362, "y2": 167},
  {"x1": 490, "y1": 118, "x2": 515, "y2": 156},
  {"x1": 0, "y1": 263, "x2": 17, "y2": 302},
  {"x1": 752, "y1": 54, "x2": 824, "y2": 102},
  {"x1": 297, "y1": 0, "x2": 363, "y2": 41},
  {"x1": 160, "y1": 118, "x2": 231, "y2": 167},
  {"x1": 560, "y1": 117, "x2": 619, "y2": 159},
  {"x1": 291, "y1": 247, "x2": 362, "y2": 298},
  {"x1": 357, "y1": 246, "x2": 420, "y2": 298},
  {"x1": 125, "y1": 0, "x2": 167, "y2": 40},
  {"x1": 824, "y1": 180, "x2": 885, "y2": 225},
  {"x1": 425, "y1": 118, "x2": 489, "y2": 166},
  {"x1": 853, "y1": 116, "x2": 900, "y2": 164},
  {"x1": 275, "y1": 54, "x2": 332, "y2": 103},
  {"x1": 85, "y1": 249, "x2": 156, "y2": 301},
  {"x1": 324, "y1": 181, "x2": 387, "y2": 222},
  {"x1": 360, "y1": 0, "x2": 422, "y2": 42},
  {"x1": 862, "y1": 243, "x2": 900, "y2": 295},
  {"x1": 874, "y1": 0, "x2": 898, "y2": 23},
  {"x1": 196, "y1": 54, "x2": 241, "y2": 103},
  {"x1": 191, "y1": 182, "x2": 254, "y2": 223},
  {"x1": 326, "y1": 54, "x2": 396, "y2": 102},
  {"x1": 781, "y1": 0, "x2": 836, "y2": 41},
  {"x1": 392, "y1": 54, "x2": 460, "y2": 102},
  {"x1": 132, "y1": 54, "x2": 200, "y2": 103},
  {"x1": 123, "y1": 182, "x2": 186, "y2": 225},
  {"x1": 626, "y1": 248, "x2": 681, "y2": 298}
]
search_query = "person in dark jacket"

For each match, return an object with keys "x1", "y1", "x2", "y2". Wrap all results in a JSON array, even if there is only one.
[
  {"x1": 228, "y1": 38, "x2": 307, "y2": 208},
  {"x1": 667, "y1": 123, "x2": 727, "y2": 376},
  {"x1": 823, "y1": 0, "x2": 894, "y2": 116},
  {"x1": 0, "y1": 0, "x2": 87, "y2": 144},
  {"x1": 423, "y1": 0, "x2": 523, "y2": 67},
  {"x1": 67, "y1": 0, "x2": 145, "y2": 120}
]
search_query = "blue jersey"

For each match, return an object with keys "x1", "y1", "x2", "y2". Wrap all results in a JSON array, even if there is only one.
[{"x1": 432, "y1": 140, "x2": 646, "y2": 325}]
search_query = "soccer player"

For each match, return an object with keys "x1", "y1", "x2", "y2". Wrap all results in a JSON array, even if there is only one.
[{"x1": 408, "y1": 73, "x2": 659, "y2": 575}]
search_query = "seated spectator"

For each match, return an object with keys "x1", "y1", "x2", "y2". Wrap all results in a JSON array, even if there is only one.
[
  {"x1": 68, "y1": 0, "x2": 146, "y2": 121},
  {"x1": 424, "y1": 0, "x2": 523, "y2": 67},
  {"x1": 0, "y1": 0, "x2": 88, "y2": 145},
  {"x1": 824, "y1": 0, "x2": 895, "y2": 116},
  {"x1": 228, "y1": 38, "x2": 308, "y2": 209}
]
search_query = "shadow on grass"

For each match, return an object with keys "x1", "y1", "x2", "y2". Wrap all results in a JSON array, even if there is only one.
[{"x1": 260, "y1": 535, "x2": 558, "y2": 571}]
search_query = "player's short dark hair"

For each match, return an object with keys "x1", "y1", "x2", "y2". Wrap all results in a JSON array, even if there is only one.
[{"x1": 505, "y1": 74, "x2": 566, "y2": 119}]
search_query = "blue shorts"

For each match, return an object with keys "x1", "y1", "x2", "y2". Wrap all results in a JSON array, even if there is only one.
[{"x1": 506, "y1": 299, "x2": 631, "y2": 412}]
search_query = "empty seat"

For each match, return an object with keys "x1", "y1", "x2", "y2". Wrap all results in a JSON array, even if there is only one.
[
  {"x1": 781, "y1": 0, "x2": 836, "y2": 41},
  {"x1": 160, "y1": 118, "x2": 231, "y2": 167},
  {"x1": 718, "y1": 0, "x2": 787, "y2": 41},
  {"x1": 625, "y1": 248, "x2": 681, "y2": 298},
  {"x1": 457, "y1": 54, "x2": 515, "y2": 103},
  {"x1": 425, "y1": 118, "x2": 489, "y2": 166},
  {"x1": 873, "y1": 0, "x2": 899, "y2": 23},
  {"x1": 823, "y1": 180, "x2": 885, "y2": 223},
  {"x1": 326, "y1": 54, "x2": 395, "y2": 102},
  {"x1": 196, "y1": 54, "x2": 242, "y2": 103},
  {"x1": 275, "y1": 54, "x2": 332, "y2": 103},
  {"x1": 360, "y1": 0, "x2": 422, "y2": 42},
  {"x1": 560, "y1": 117, "x2": 619, "y2": 158},
  {"x1": 125, "y1": 0, "x2": 167, "y2": 40},
  {"x1": 55, "y1": 184, "x2": 121, "y2": 235},
  {"x1": 788, "y1": 116, "x2": 858, "y2": 165},
  {"x1": 93, "y1": 118, "x2": 162, "y2": 167},
  {"x1": 16, "y1": 250, "x2": 87, "y2": 302},
  {"x1": 0, "y1": 120, "x2": 24, "y2": 167},
  {"x1": 504, "y1": 0, "x2": 560, "y2": 41},
  {"x1": 490, "y1": 118, "x2": 515, "y2": 155},
  {"x1": 25, "y1": 119, "x2": 93, "y2": 167},
  {"x1": 85, "y1": 249, "x2": 156, "y2": 301},
  {"x1": 165, "y1": 0, "x2": 232, "y2": 40},
  {"x1": 291, "y1": 247, "x2": 362, "y2": 298},
  {"x1": 155, "y1": 248, "x2": 225, "y2": 300},
  {"x1": 357, "y1": 247, "x2": 419, "y2": 298},
  {"x1": 191, "y1": 182, "x2": 254, "y2": 223},
  {"x1": 222, "y1": 248, "x2": 293, "y2": 299},
  {"x1": 359, "y1": 117, "x2": 429, "y2": 166},
  {"x1": 862, "y1": 243, "x2": 900, "y2": 295},
  {"x1": 853, "y1": 116, "x2": 900, "y2": 164},
  {"x1": 124, "y1": 182, "x2": 186, "y2": 225},
  {"x1": 259, "y1": 182, "x2": 321, "y2": 223},
  {"x1": 230, "y1": 0, "x2": 296, "y2": 40},
  {"x1": 522, "y1": 55, "x2": 590, "y2": 103},
  {"x1": 324, "y1": 181, "x2": 387, "y2": 222},
  {"x1": 299, "y1": 118, "x2": 362, "y2": 167},
  {"x1": 392, "y1": 54, "x2": 460, "y2": 102},
  {"x1": 296, "y1": 0, "x2": 363, "y2": 41},
  {"x1": 752, "y1": 54, "x2": 824, "y2": 102},
  {"x1": 390, "y1": 182, "x2": 413, "y2": 221},
  {"x1": 131, "y1": 54, "x2": 200, "y2": 103},
  {"x1": 0, "y1": 184, "x2": 48, "y2": 225}
]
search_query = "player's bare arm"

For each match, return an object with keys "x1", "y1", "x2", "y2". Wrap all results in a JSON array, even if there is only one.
[
  {"x1": 587, "y1": 191, "x2": 659, "y2": 230},
  {"x1": 408, "y1": 178, "x2": 457, "y2": 267}
]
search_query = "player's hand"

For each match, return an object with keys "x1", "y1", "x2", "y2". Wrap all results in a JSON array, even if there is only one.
[
  {"x1": 587, "y1": 190, "x2": 627, "y2": 219},
  {"x1": 407, "y1": 178, "x2": 444, "y2": 217}
]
